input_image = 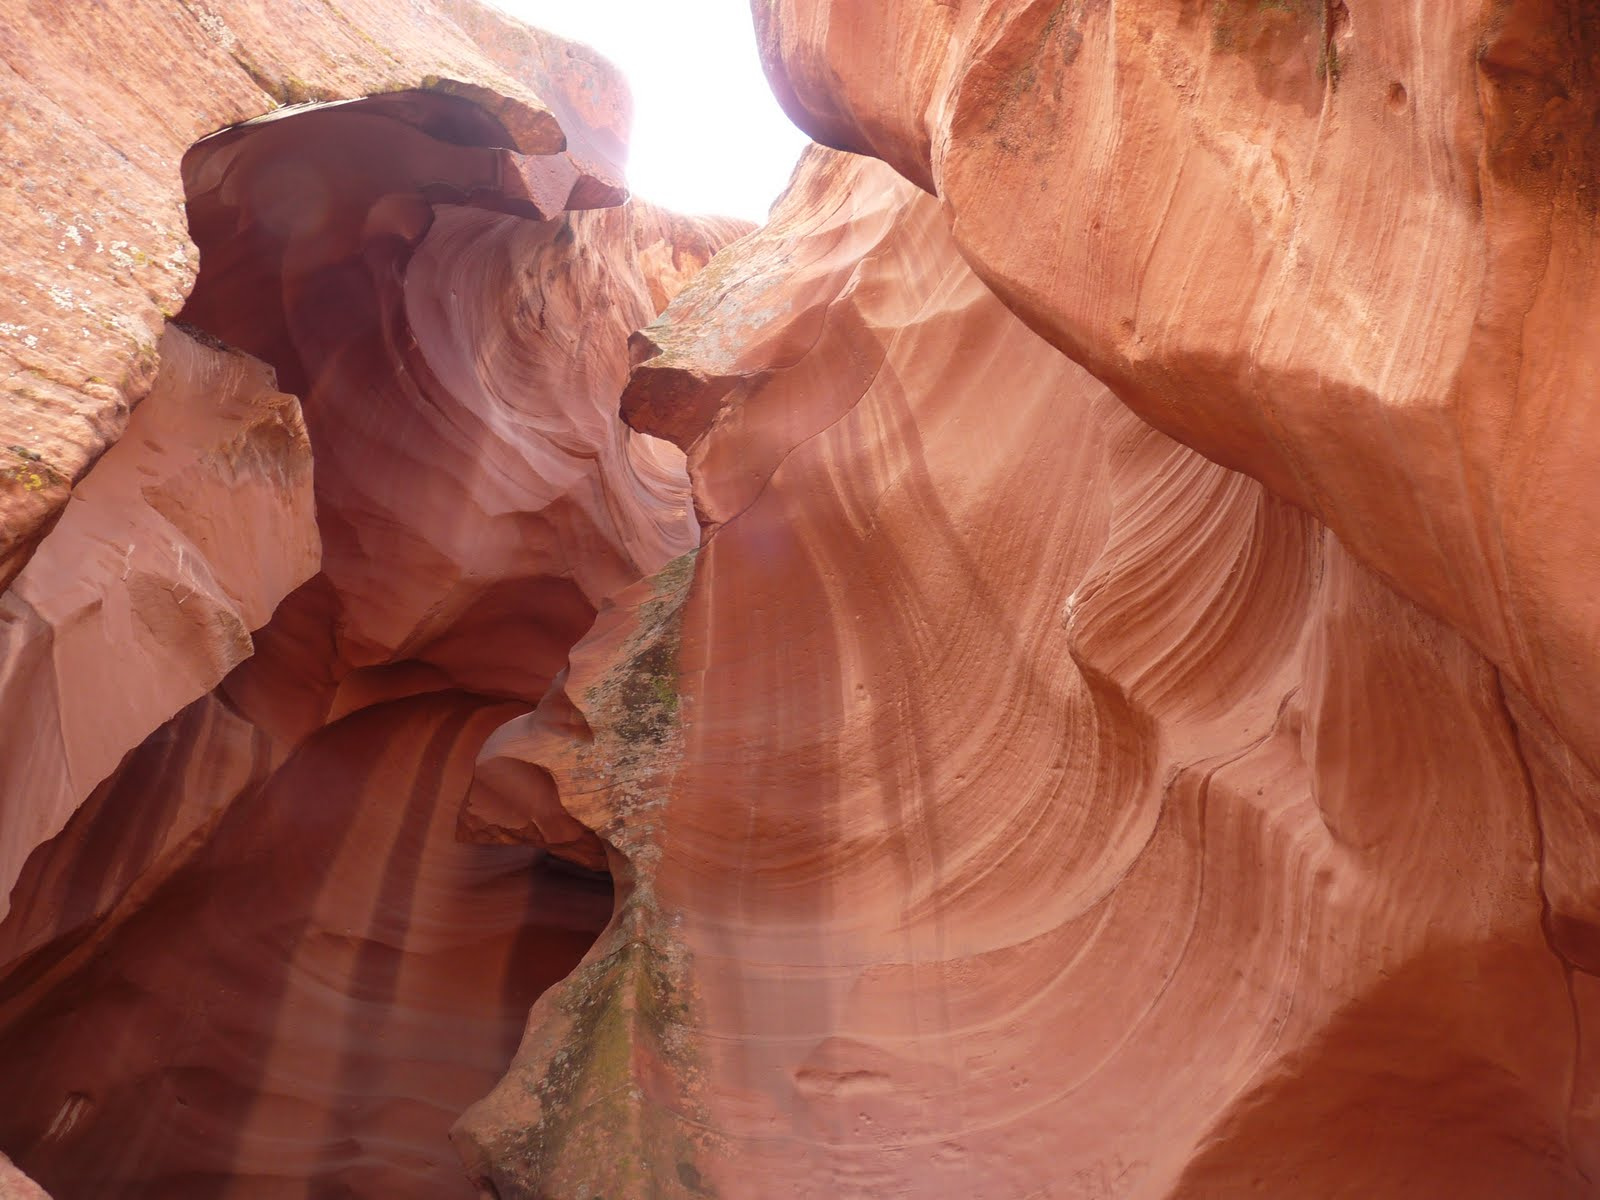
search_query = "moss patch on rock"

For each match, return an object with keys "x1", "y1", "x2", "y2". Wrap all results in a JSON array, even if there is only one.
[{"x1": 469, "y1": 548, "x2": 716, "y2": 1198}]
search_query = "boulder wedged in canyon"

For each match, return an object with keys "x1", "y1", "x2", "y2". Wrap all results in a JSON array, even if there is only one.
[
  {"x1": 0, "y1": 3, "x2": 747, "y2": 1196},
  {"x1": 755, "y1": 0, "x2": 1600, "y2": 794},
  {"x1": 461, "y1": 144, "x2": 1600, "y2": 1197}
]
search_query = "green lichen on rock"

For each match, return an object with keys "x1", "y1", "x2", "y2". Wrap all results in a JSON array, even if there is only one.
[
  {"x1": 583, "y1": 548, "x2": 698, "y2": 801},
  {"x1": 2, "y1": 445, "x2": 63, "y2": 494},
  {"x1": 614, "y1": 635, "x2": 681, "y2": 748},
  {"x1": 228, "y1": 47, "x2": 338, "y2": 107},
  {"x1": 467, "y1": 548, "x2": 716, "y2": 1197},
  {"x1": 1316, "y1": 34, "x2": 1343, "y2": 84},
  {"x1": 484, "y1": 880, "x2": 712, "y2": 1198},
  {"x1": 1205, "y1": 0, "x2": 1348, "y2": 91},
  {"x1": 1210, "y1": 0, "x2": 1320, "y2": 50}
]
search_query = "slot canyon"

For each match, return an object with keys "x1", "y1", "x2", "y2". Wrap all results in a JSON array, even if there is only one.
[{"x1": 1, "y1": 1, "x2": 1599, "y2": 1197}]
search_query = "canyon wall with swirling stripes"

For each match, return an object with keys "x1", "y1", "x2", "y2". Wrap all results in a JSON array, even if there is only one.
[{"x1": 3, "y1": 0, "x2": 1599, "y2": 1197}]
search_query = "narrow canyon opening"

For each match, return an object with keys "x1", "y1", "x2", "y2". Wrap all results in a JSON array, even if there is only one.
[
  {"x1": 0, "y1": 91, "x2": 701, "y2": 1197},
  {"x1": 11, "y1": 2, "x2": 1600, "y2": 1196}
]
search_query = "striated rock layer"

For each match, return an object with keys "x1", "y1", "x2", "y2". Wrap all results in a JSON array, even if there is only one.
[
  {"x1": 6, "y1": 0, "x2": 1600, "y2": 1197},
  {"x1": 0, "y1": 0, "x2": 687, "y2": 944},
  {"x1": 0, "y1": 0, "x2": 614, "y2": 585},
  {"x1": 755, "y1": 0, "x2": 1600, "y2": 837},
  {"x1": 460, "y1": 145, "x2": 1600, "y2": 1198},
  {"x1": 0, "y1": 2, "x2": 745, "y2": 1196}
]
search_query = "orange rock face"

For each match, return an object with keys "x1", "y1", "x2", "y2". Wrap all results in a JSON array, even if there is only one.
[
  {"x1": 755, "y1": 0, "x2": 1600, "y2": 823},
  {"x1": 463, "y1": 144, "x2": 1600, "y2": 1197},
  {"x1": 0, "y1": 3, "x2": 743, "y2": 1196},
  {"x1": 743, "y1": 4, "x2": 1600, "y2": 1186},
  {"x1": 5, "y1": 0, "x2": 1600, "y2": 1197},
  {"x1": 0, "y1": 0, "x2": 614, "y2": 587}
]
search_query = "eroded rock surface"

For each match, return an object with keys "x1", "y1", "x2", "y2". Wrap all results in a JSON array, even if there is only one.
[
  {"x1": 6, "y1": 0, "x2": 1600, "y2": 1197},
  {"x1": 0, "y1": 0, "x2": 617, "y2": 586},
  {"x1": 0, "y1": 2, "x2": 745, "y2": 1196},
  {"x1": 464, "y1": 145, "x2": 1599, "y2": 1198},
  {"x1": 0, "y1": 692, "x2": 612, "y2": 1198},
  {"x1": 0, "y1": 325, "x2": 316, "y2": 924},
  {"x1": 755, "y1": 0, "x2": 1600, "y2": 808}
]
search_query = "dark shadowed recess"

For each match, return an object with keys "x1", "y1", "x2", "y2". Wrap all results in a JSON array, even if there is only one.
[{"x1": 0, "y1": 93, "x2": 618, "y2": 1198}]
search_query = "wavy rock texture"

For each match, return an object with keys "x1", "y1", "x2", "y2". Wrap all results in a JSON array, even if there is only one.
[
  {"x1": 0, "y1": 4, "x2": 746, "y2": 1197},
  {"x1": 754, "y1": 0, "x2": 1600, "y2": 807},
  {"x1": 7, "y1": 0, "x2": 1600, "y2": 1196},
  {"x1": 0, "y1": 0, "x2": 621, "y2": 586},
  {"x1": 461, "y1": 145, "x2": 1599, "y2": 1198},
  {"x1": 0, "y1": 692, "x2": 613, "y2": 1198}
]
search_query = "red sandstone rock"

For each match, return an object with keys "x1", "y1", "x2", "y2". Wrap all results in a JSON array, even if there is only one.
[
  {"x1": 0, "y1": 324, "x2": 317, "y2": 922},
  {"x1": 0, "y1": 1155, "x2": 47, "y2": 1200},
  {"x1": 0, "y1": 693, "x2": 612, "y2": 1198},
  {"x1": 175, "y1": 100, "x2": 703, "y2": 685},
  {"x1": 0, "y1": 3, "x2": 746, "y2": 1196},
  {"x1": 0, "y1": 0, "x2": 618, "y2": 588},
  {"x1": 6, "y1": 0, "x2": 1600, "y2": 1196},
  {"x1": 463, "y1": 145, "x2": 1598, "y2": 1197},
  {"x1": 755, "y1": 0, "x2": 1600, "y2": 822}
]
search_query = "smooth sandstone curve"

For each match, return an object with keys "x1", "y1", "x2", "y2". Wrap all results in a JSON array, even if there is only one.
[
  {"x1": 755, "y1": 0, "x2": 1600, "y2": 795},
  {"x1": 459, "y1": 145, "x2": 1600, "y2": 1197}
]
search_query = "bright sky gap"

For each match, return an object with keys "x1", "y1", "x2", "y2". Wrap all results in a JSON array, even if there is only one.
[{"x1": 488, "y1": 0, "x2": 812, "y2": 223}]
